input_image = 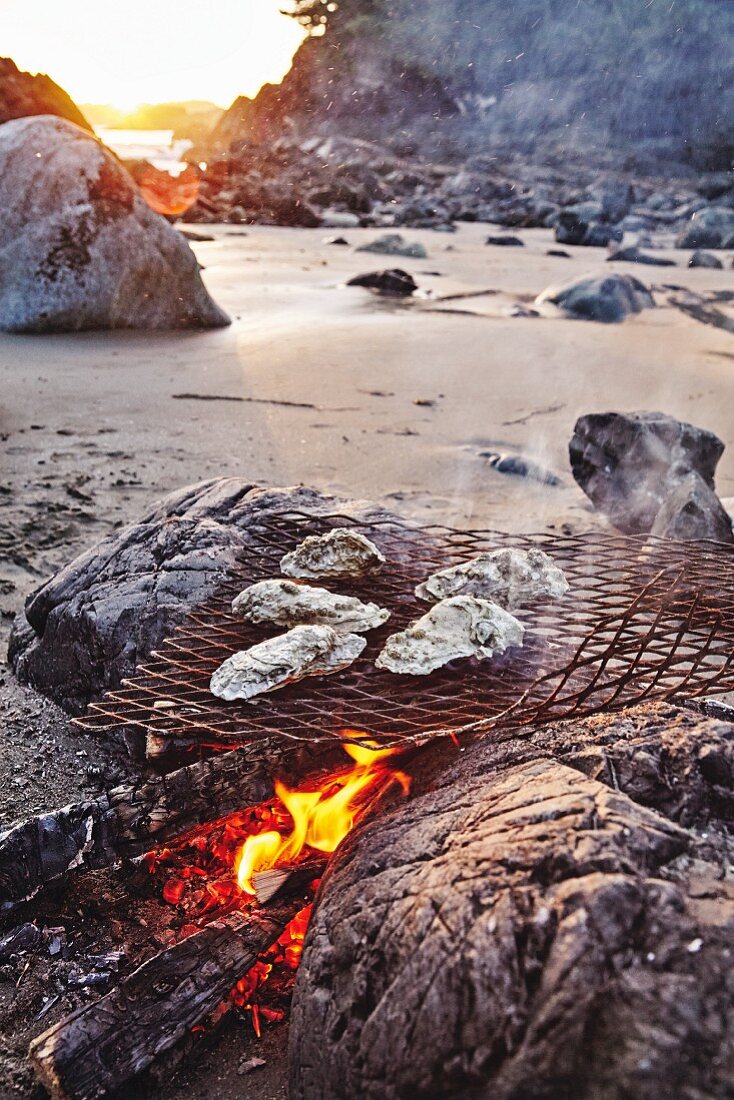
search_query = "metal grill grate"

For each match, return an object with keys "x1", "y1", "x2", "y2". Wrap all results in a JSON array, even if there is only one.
[{"x1": 74, "y1": 511, "x2": 734, "y2": 752}]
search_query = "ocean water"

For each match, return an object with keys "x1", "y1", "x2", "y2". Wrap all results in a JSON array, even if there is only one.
[{"x1": 94, "y1": 127, "x2": 193, "y2": 174}]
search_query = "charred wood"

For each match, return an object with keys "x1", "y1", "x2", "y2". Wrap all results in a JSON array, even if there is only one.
[{"x1": 29, "y1": 895, "x2": 305, "y2": 1100}]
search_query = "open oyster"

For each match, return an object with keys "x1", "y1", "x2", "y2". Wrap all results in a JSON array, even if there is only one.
[
  {"x1": 415, "y1": 547, "x2": 569, "y2": 610},
  {"x1": 231, "y1": 579, "x2": 389, "y2": 633},
  {"x1": 210, "y1": 625, "x2": 366, "y2": 701},
  {"x1": 375, "y1": 596, "x2": 524, "y2": 676},
  {"x1": 280, "y1": 528, "x2": 385, "y2": 580}
]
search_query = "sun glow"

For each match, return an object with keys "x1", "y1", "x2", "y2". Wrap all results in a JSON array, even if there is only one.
[{"x1": 2, "y1": 1, "x2": 306, "y2": 110}]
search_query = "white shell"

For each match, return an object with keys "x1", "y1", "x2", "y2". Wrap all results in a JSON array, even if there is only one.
[
  {"x1": 210, "y1": 625, "x2": 366, "y2": 701},
  {"x1": 375, "y1": 596, "x2": 524, "y2": 676},
  {"x1": 415, "y1": 547, "x2": 569, "y2": 610},
  {"x1": 231, "y1": 579, "x2": 390, "y2": 633},
  {"x1": 280, "y1": 528, "x2": 385, "y2": 580}
]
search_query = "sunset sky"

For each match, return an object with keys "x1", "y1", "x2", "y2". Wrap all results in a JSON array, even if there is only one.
[{"x1": 3, "y1": 0, "x2": 306, "y2": 109}]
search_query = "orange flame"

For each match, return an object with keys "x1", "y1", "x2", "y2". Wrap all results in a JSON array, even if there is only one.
[{"x1": 234, "y1": 741, "x2": 409, "y2": 895}]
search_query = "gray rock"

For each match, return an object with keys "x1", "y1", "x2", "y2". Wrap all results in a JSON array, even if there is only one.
[
  {"x1": 607, "y1": 247, "x2": 676, "y2": 267},
  {"x1": 555, "y1": 209, "x2": 623, "y2": 248},
  {"x1": 0, "y1": 116, "x2": 229, "y2": 333},
  {"x1": 587, "y1": 179, "x2": 635, "y2": 222},
  {"x1": 689, "y1": 250, "x2": 724, "y2": 269},
  {"x1": 582, "y1": 222, "x2": 624, "y2": 247},
  {"x1": 677, "y1": 206, "x2": 734, "y2": 250},
  {"x1": 356, "y1": 233, "x2": 427, "y2": 258},
  {"x1": 347, "y1": 268, "x2": 418, "y2": 296},
  {"x1": 650, "y1": 472, "x2": 733, "y2": 543},
  {"x1": 8, "y1": 482, "x2": 390, "y2": 713},
  {"x1": 290, "y1": 704, "x2": 734, "y2": 1100},
  {"x1": 569, "y1": 411, "x2": 726, "y2": 534},
  {"x1": 536, "y1": 273, "x2": 654, "y2": 323}
]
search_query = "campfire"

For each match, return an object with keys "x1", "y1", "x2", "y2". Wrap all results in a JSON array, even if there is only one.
[{"x1": 4, "y1": 509, "x2": 734, "y2": 1099}]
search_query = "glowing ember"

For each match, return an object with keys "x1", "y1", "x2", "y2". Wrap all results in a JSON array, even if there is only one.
[
  {"x1": 234, "y1": 742, "x2": 409, "y2": 895},
  {"x1": 147, "y1": 736, "x2": 410, "y2": 1035}
]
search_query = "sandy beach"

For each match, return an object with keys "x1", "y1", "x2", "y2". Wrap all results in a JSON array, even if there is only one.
[{"x1": 1, "y1": 222, "x2": 733, "y2": 1097}]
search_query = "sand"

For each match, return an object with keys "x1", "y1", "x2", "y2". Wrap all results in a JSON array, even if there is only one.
[{"x1": 0, "y1": 221, "x2": 732, "y2": 1097}]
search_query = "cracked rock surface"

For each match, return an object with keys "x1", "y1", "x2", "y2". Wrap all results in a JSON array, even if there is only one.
[
  {"x1": 290, "y1": 702, "x2": 734, "y2": 1099},
  {"x1": 8, "y1": 481, "x2": 391, "y2": 713}
]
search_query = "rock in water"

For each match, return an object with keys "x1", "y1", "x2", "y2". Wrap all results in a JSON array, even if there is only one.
[
  {"x1": 231, "y1": 579, "x2": 390, "y2": 632},
  {"x1": 280, "y1": 528, "x2": 385, "y2": 580},
  {"x1": 535, "y1": 273, "x2": 654, "y2": 323},
  {"x1": 209, "y1": 625, "x2": 366, "y2": 701},
  {"x1": 569, "y1": 411, "x2": 727, "y2": 535},
  {"x1": 649, "y1": 472, "x2": 733, "y2": 543},
  {"x1": 347, "y1": 269, "x2": 418, "y2": 296},
  {"x1": 0, "y1": 116, "x2": 230, "y2": 332},
  {"x1": 415, "y1": 548, "x2": 569, "y2": 609},
  {"x1": 356, "y1": 233, "x2": 427, "y2": 258},
  {"x1": 375, "y1": 596, "x2": 524, "y2": 675}
]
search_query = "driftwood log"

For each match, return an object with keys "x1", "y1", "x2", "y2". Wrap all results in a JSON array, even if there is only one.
[
  {"x1": 29, "y1": 869, "x2": 324, "y2": 1100},
  {"x1": 0, "y1": 738, "x2": 337, "y2": 914},
  {"x1": 290, "y1": 702, "x2": 734, "y2": 1099}
]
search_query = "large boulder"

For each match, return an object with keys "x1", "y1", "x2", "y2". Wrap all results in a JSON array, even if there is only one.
[
  {"x1": 8, "y1": 482, "x2": 391, "y2": 713},
  {"x1": 0, "y1": 57, "x2": 90, "y2": 130},
  {"x1": 535, "y1": 273, "x2": 654, "y2": 323},
  {"x1": 569, "y1": 412, "x2": 729, "y2": 536},
  {"x1": 290, "y1": 703, "x2": 734, "y2": 1100},
  {"x1": 0, "y1": 116, "x2": 229, "y2": 332}
]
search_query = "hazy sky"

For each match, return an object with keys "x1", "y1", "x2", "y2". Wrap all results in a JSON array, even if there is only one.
[{"x1": 4, "y1": 1, "x2": 306, "y2": 108}]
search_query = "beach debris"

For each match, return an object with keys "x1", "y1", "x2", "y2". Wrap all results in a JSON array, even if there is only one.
[
  {"x1": 607, "y1": 247, "x2": 676, "y2": 267},
  {"x1": 325, "y1": 236, "x2": 350, "y2": 245},
  {"x1": 0, "y1": 116, "x2": 230, "y2": 333},
  {"x1": 347, "y1": 269, "x2": 418, "y2": 296},
  {"x1": 375, "y1": 596, "x2": 524, "y2": 675},
  {"x1": 688, "y1": 251, "x2": 723, "y2": 269},
  {"x1": 231, "y1": 579, "x2": 390, "y2": 632},
  {"x1": 547, "y1": 249, "x2": 571, "y2": 258},
  {"x1": 415, "y1": 548, "x2": 569, "y2": 609},
  {"x1": 535, "y1": 273, "x2": 654, "y2": 323},
  {"x1": 481, "y1": 451, "x2": 562, "y2": 485},
  {"x1": 210, "y1": 625, "x2": 366, "y2": 701},
  {"x1": 570, "y1": 411, "x2": 731, "y2": 538},
  {"x1": 356, "y1": 233, "x2": 427, "y2": 258},
  {"x1": 281, "y1": 528, "x2": 385, "y2": 580}
]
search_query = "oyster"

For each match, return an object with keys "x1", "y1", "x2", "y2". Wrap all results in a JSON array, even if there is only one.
[
  {"x1": 210, "y1": 625, "x2": 366, "y2": 701},
  {"x1": 415, "y1": 547, "x2": 569, "y2": 610},
  {"x1": 231, "y1": 579, "x2": 390, "y2": 633},
  {"x1": 280, "y1": 528, "x2": 385, "y2": 580},
  {"x1": 375, "y1": 596, "x2": 524, "y2": 676}
]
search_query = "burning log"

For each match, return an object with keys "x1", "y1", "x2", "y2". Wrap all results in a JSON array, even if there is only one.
[
  {"x1": 29, "y1": 885, "x2": 320, "y2": 1100},
  {"x1": 0, "y1": 739, "x2": 331, "y2": 913}
]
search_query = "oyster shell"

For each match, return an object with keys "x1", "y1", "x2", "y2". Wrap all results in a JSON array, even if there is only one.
[
  {"x1": 415, "y1": 547, "x2": 569, "y2": 610},
  {"x1": 280, "y1": 528, "x2": 385, "y2": 580},
  {"x1": 210, "y1": 625, "x2": 366, "y2": 701},
  {"x1": 231, "y1": 579, "x2": 390, "y2": 633},
  {"x1": 375, "y1": 596, "x2": 524, "y2": 676}
]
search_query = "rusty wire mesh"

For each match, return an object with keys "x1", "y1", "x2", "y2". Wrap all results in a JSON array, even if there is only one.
[{"x1": 74, "y1": 510, "x2": 734, "y2": 753}]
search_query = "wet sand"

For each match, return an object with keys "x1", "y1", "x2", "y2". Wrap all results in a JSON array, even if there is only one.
[{"x1": 0, "y1": 222, "x2": 733, "y2": 1097}]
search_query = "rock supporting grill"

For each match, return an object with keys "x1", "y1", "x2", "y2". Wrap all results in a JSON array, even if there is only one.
[{"x1": 74, "y1": 510, "x2": 734, "y2": 752}]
